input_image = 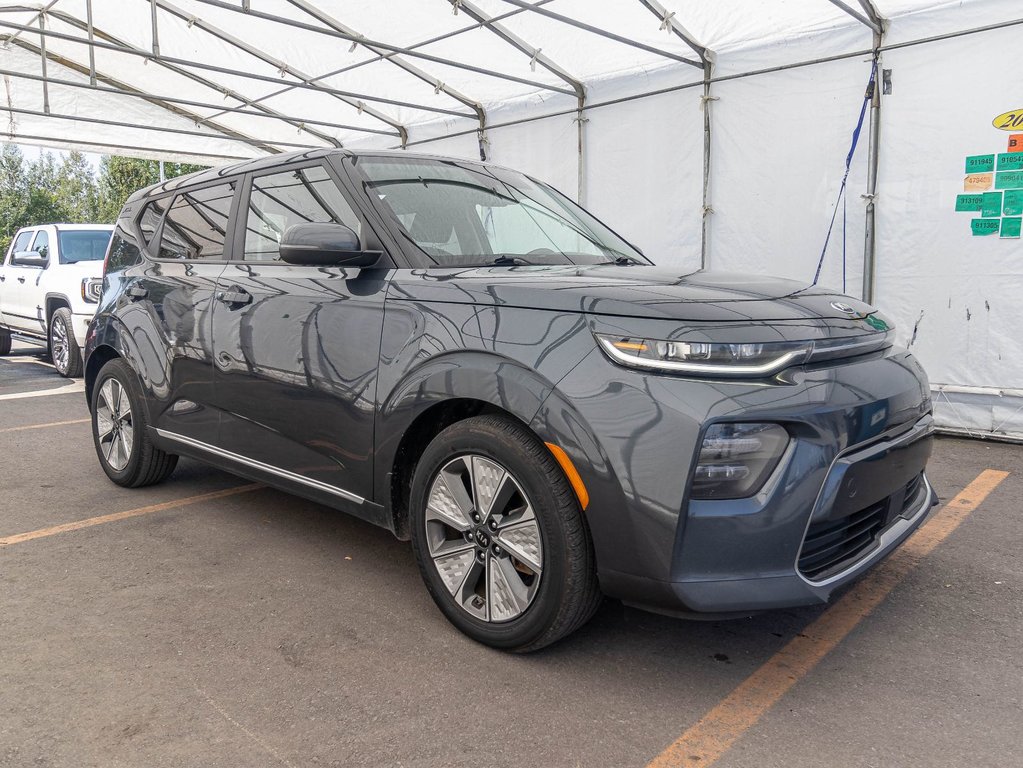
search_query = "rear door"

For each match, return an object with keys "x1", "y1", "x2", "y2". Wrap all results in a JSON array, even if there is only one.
[
  {"x1": 119, "y1": 182, "x2": 238, "y2": 445},
  {"x1": 210, "y1": 162, "x2": 388, "y2": 510}
]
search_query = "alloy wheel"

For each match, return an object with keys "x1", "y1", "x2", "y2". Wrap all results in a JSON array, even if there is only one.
[
  {"x1": 50, "y1": 316, "x2": 69, "y2": 374},
  {"x1": 95, "y1": 378, "x2": 134, "y2": 471},
  {"x1": 425, "y1": 455, "x2": 544, "y2": 623}
]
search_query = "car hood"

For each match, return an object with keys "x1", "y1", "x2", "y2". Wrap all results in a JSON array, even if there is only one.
[
  {"x1": 387, "y1": 265, "x2": 877, "y2": 323},
  {"x1": 62, "y1": 259, "x2": 105, "y2": 277}
]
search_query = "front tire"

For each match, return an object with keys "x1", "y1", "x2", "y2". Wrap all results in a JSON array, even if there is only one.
[
  {"x1": 410, "y1": 415, "x2": 602, "y2": 652},
  {"x1": 49, "y1": 307, "x2": 82, "y2": 378},
  {"x1": 91, "y1": 358, "x2": 178, "y2": 487}
]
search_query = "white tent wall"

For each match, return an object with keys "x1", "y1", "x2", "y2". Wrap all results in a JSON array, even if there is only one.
[{"x1": 874, "y1": 18, "x2": 1023, "y2": 439}]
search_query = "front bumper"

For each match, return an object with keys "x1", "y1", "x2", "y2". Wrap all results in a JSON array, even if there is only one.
[
  {"x1": 536, "y1": 344, "x2": 936, "y2": 616},
  {"x1": 71, "y1": 311, "x2": 94, "y2": 348}
]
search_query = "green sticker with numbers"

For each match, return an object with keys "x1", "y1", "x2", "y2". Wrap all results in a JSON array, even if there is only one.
[
  {"x1": 971, "y1": 218, "x2": 1001, "y2": 236},
  {"x1": 966, "y1": 155, "x2": 996, "y2": 174},
  {"x1": 1001, "y1": 217, "x2": 1022, "y2": 239},
  {"x1": 1004, "y1": 190, "x2": 1023, "y2": 217}
]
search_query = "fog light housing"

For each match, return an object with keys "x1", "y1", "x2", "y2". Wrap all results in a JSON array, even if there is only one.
[{"x1": 691, "y1": 423, "x2": 790, "y2": 499}]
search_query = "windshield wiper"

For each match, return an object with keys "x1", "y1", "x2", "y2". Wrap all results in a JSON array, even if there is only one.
[{"x1": 489, "y1": 255, "x2": 536, "y2": 266}]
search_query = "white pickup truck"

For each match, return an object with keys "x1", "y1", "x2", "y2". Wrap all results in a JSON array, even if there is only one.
[{"x1": 0, "y1": 223, "x2": 113, "y2": 377}]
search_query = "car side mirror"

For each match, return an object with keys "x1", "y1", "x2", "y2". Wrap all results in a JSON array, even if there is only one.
[
  {"x1": 12, "y1": 250, "x2": 48, "y2": 268},
  {"x1": 278, "y1": 223, "x2": 382, "y2": 268}
]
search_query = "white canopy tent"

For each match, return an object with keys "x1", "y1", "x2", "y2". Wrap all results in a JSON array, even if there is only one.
[{"x1": 2, "y1": 0, "x2": 1022, "y2": 437}]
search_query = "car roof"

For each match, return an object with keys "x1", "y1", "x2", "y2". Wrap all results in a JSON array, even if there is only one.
[
  {"x1": 18, "y1": 224, "x2": 114, "y2": 231},
  {"x1": 126, "y1": 148, "x2": 502, "y2": 203}
]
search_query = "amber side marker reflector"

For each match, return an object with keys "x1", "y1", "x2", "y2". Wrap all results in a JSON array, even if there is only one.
[
  {"x1": 545, "y1": 442, "x2": 590, "y2": 510},
  {"x1": 613, "y1": 341, "x2": 648, "y2": 351}
]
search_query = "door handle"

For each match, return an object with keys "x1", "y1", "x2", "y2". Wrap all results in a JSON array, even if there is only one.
[
  {"x1": 127, "y1": 284, "x2": 149, "y2": 301},
  {"x1": 217, "y1": 288, "x2": 253, "y2": 307},
  {"x1": 17, "y1": 276, "x2": 25, "y2": 283}
]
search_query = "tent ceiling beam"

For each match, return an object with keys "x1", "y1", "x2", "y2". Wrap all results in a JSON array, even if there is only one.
[
  {"x1": 825, "y1": 0, "x2": 882, "y2": 34},
  {"x1": 499, "y1": 0, "x2": 703, "y2": 69},
  {"x1": 196, "y1": 1, "x2": 556, "y2": 137},
  {"x1": 10, "y1": 131, "x2": 253, "y2": 161},
  {"x1": 283, "y1": 0, "x2": 487, "y2": 158},
  {"x1": 635, "y1": 0, "x2": 711, "y2": 63},
  {"x1": 4, "y1": 36, "x2": 286, "y2": 155},
  {"x1": 153, "y1": 0, "x2": 417, "y2": 142},
  {"x1": 4, "y1": 104, "x2": 326, "y2": 151},
  {"x1": 0, "y1": 66, "x2": 399, "y2": 139},
  {"x1": 189, "y1": 0, "x2": 577, "y2": 98},
  {"x1": 0, "y1": 17, "x2": 445, "y2": 143},
  {"x1": 38, "y1": 7, "x2": 345, "y2": 148}
]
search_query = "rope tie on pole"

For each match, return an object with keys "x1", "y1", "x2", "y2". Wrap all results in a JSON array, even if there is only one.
[
  {"x1": 812, "y1": 57, "x2": 877, "y2": 288},
  {"x1": 529, "y1": 49, "x2": 541, "y2": 72},
  {"x1": 660, "y1": 11, "x2": 675, "y2": 32}
]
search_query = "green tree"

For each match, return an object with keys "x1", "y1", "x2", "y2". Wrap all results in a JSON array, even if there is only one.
[
  {"x1": 97, "y1": 156, "x2": 207, "y2": 221},
  {"x1": 56, "y1": 151, "x2": 101, "y2": 223},
  {"x1": 0, "y1": 144, "x2": 27, "y2": 254}
]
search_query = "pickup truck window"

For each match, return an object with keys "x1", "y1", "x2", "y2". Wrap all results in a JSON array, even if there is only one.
[
  {"x1": 58, "y1": 230, "x2": 112, "y2": 263},
  {"x1": 32, "y1": 230, "x2": 50, "y2": 260},
  {"x1": 7, "y1": 230, "x2": 32, "y2": 262}
]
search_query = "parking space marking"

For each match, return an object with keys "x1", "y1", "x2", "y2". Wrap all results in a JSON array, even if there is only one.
[
  {"x1": 0, "y1": 381, "x2": 85, "y2": 401},
  {"x1": 646, "y1": 468, "x2": 1010, "y2": 768},
  {"x1": 0, "y1": 484, "x2": 263, "y2": 548},
  {"x1": 0, "y1": 418, "x2": 90, "y2": 434}
]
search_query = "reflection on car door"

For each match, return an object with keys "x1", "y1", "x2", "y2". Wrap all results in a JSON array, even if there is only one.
[
  {"x1": 211, "y1": 163, "x2": 388, "y2": 512},
  {"x1": 122, "y1": 184, "x2": 236, "y2": 445}
]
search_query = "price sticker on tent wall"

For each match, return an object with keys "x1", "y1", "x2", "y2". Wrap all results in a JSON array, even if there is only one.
[
  {"x1": 971, "y1": 219, "x2": 1001, "y2": 236},
  {"x1": 1001, "y1": 217, "x2": 1022, "y2": 239},
  {"x1": 993, "y1": 109, "x2": 1023, "y2": 131},
  {"x1": 955, "y1": 194, "x2": 984, "y2": 212},
  {"x1": 997, "y1": 153, "x2": 1023, "y2": 171},
  {"x1": 981, "y1": 192, "x2": 1003, "y2": 217},
  {"x1": 1004, "y1": 190, "x2": 1023, "y2": 217},
  {"x1": 995, "y1": 171, "x2": 1023, "y2": 190},
  {"x1": 966, "y1": 154, "x2": 995, "y2": 173}
]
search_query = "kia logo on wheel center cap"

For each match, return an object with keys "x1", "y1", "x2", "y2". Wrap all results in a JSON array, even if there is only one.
[{"x1": 830, "y1": 301, "x2": 858, "y2": 315}]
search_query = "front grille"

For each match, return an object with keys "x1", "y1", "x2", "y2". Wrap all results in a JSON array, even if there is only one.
[{"x1": 798, "y1": 473, "x2": 925, "y2": 581}]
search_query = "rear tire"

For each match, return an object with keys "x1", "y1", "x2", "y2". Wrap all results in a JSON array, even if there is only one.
[
  {"x1": 49, "y1": 307, "x2": 82, "y2": 378},
  {"x1": 410, "y1": 415, "x2": 602, "y2": 652},
  {"x1": 0, "y1": 328, "x2": 10, "y2": 356},
  {"x1": 91, "y1": 358, "x2": 178, "y2": 487}
]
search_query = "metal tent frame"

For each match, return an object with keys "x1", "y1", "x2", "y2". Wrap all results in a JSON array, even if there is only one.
[{"x1": 1, "y1": 0, "x2": 1021, "y2": 276}]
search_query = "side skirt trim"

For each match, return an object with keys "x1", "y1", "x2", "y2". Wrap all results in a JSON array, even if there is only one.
[{"x1": 154, "y1": 428, "x2": 365, "y2": 505}]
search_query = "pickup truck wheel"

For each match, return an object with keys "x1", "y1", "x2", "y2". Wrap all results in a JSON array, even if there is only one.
[
  {"x1": 49, "y1": 307, "x2": 82, "y2": 378},
  {"x1": 0, "y1": 328, "x2": 10, "y2": 356},
  {"x1": 410, "y1": 415, "x2": 602, "y2": 652},
  {"x1": 91, "y1": 358, "x2": 178, "y2": 487}
]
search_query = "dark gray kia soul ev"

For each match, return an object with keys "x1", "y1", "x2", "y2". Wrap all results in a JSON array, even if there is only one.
[{"x1": 85, "y1": 149, "x2": 935, "y2": 652}]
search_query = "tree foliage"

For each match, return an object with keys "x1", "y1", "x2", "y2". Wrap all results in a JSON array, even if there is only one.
[{"x1": 0, "y1": 143, "x2": 206, "y2": 253}]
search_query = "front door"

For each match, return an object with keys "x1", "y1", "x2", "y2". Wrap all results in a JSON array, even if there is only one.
[
  {"x1": 3, "y1": 229, "x2": 49, "y2": 335},
  {"x1": 211, "y1": 163, "x2": 388, "y2": 510}
]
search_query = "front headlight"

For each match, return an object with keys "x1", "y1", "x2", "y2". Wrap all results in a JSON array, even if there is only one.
[
  {"x1": 692, "y1": 423, "x2": 791, "y2": 499},
  {"x1": 82, "y1": 277, "x2": 103, "y2": 303},
  {"x1": 594, "y1": 329, "x2": 893, "y2": 378}
]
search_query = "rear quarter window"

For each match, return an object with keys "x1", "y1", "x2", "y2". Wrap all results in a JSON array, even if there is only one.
[{"x1": 105, "y1": 225, "x2": 143, "y2": 273}]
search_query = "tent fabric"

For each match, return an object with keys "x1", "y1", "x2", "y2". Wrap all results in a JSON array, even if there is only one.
[{"x1": 2, "y1": 0, "x2": 1022, "y2": 437}]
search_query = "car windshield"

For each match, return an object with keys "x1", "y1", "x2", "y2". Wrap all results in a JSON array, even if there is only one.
[
  {"x1": 356, "y1": 156, "x2": 647, "y2": 268},
  {"x1": 58, "y1": 230, "x2": 112, "y2": 263}
]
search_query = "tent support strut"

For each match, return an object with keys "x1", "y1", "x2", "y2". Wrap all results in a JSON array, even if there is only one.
[{"x1": 861, "y1": 2, "x2": 885, "y2": 303}]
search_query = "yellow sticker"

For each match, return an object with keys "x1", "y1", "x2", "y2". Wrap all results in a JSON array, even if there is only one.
[
  {"x1": 965, "y1": 173, "x2": 994, "y2": 192},
  {"x1": 993, "y1": 109, "x2": 1023, "y2": 131}
]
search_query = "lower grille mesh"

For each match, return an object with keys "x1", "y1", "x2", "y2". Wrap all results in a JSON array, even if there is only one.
[{"x1": 798, "y1": 473, "x2": 924, "y2": 581}]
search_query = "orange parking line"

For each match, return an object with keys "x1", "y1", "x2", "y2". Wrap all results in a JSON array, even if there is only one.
[
  {"x1": 0, "y1": 418, "x2": 90, "y2": 434},
  {"x1": 646, "y1": 468, "x2": 1010, "y2": 768},
  {"x1": 0, "y1": 484, "x2": 263, "y2": 548}
]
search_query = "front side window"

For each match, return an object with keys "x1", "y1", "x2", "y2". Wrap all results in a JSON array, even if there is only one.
[
  {"x1": 356, "y1": 156, "x2": 645, "y2": 268},
  {"x1": 8, "y1": 230, "x2": 33, "y2": 261},
  {"x1": 242, "y1": 165, "x2": 361, "y2": 262},
  {"x1": 58, "y1": 230, "x2": 111, "y2": 263},
  {"x1": 31, "y1": 230, "x2": 50, "y2": 260},
  {"x1": 158, "y1": 183, "x2": 235, "y2": 260}
]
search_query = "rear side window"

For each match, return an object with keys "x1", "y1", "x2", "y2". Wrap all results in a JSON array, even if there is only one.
[
  {"x1": 58, "y1": 230, "x2": 111, "y2": 263},
  {"x1": 139, "y1": 198, "x2": 168, "y2": 245},
  {"x1": 106, "y1": 225, "x2": 143, "y2": 273},
  {"x1": 31, "y1": 230, "x2": 50, "y2": 260},
  {"x1": 242, "y1": 165, "x2": 361, "y2": 261},
  {"x1": 158, "y1": 183, "x2": 235, "y2": 260}
]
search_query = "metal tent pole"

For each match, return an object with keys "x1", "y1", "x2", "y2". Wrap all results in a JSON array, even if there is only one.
[{"x1": 859, "y1": 1, "x2": 885, "y2": 303}]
